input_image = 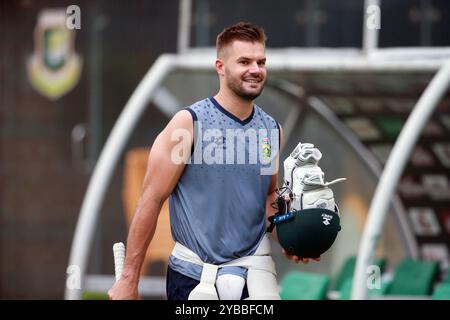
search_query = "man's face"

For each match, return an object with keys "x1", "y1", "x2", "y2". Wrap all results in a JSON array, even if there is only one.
[{"x1": 217, "y1": 40, "x2": 267, "y2": 101}]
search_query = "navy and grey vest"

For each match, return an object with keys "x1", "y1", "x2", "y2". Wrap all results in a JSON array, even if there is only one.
[{"x1": 168, "y1": 97, "x2": 280, "y2": 281}]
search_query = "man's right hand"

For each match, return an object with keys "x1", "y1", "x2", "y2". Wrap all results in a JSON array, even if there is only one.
[{"x1": 108, "y1": 279, "x2": 139, "y2": 300}]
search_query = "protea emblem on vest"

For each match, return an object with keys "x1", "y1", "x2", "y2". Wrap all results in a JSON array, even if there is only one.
[
  {"x1": 261, "y1": 136, "x2": 271, "y2": 164},
  {"x1": 27, "y1": 9, "x2": 82, "y2": 100}
]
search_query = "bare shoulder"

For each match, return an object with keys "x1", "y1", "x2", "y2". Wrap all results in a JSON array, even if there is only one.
[
  {"x1": 164, "y1": 109, "x2": 193, "y2": 132},
  {"x1": 143, "y1": 109, "x2": 194, "y2": 195},
  {"x1": 152, "y1": 109, "x2": 194, "y2": 163},
  {"x1": 279, "y1": 123, "x2": 284, "y2": 145}
]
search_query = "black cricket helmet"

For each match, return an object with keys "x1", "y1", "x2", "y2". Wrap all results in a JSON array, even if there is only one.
[{"x1": 274, "y1": 208, "x2": 341, "y2": 259}]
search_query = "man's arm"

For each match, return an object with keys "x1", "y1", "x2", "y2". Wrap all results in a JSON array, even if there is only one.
[
  {"x1": 108, "y1": 110, "x2": 193, "y2": 299},
  {"x1": 265, "y1": 124, "x2": 283, "y2": 243}
]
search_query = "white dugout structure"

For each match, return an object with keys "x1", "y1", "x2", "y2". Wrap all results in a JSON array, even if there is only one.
[{"x1": 65, "y1": 0, "x2": 450, "y2": 300}]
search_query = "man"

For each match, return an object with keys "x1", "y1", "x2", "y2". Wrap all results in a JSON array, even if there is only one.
[{"x1": 108, "y1": 22, "x2": 318, "y2": 300}]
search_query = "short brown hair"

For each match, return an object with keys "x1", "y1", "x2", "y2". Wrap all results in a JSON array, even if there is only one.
[{"x1": 216, "y1": 22, "x2": 267, "y2": 56}]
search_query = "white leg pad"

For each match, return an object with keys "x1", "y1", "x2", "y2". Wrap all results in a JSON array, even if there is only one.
[
  {"x1": 216, "y1": 274, "x2": 246, "y2": 300},
  {"x1": 246, "y1": 268, "x2": 280, "y2": 300},
  {"x1": 188, "y1": 263, "x2": 219, "y2": 300}
]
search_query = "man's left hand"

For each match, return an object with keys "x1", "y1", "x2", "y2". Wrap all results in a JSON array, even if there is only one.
[{"x1": 282, "y1": 249, "x2": 321, "y2": 264}]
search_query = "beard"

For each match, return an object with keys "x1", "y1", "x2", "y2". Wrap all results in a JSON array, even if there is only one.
[{"x1": 225, "y1": 73, "x2": 266, "y2": 101}]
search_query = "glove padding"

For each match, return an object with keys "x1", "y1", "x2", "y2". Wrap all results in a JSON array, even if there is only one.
[
  {"x1": 283, "y1": 142, "x2": 346, "y2": 213},
  {"x1": 271, "y1": 142, "x2": 346, "y2": 258}
]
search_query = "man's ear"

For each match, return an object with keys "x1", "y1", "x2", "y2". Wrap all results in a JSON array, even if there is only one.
[{"x1": 215, "y1": 58, "x2": 224, "y2": 77}]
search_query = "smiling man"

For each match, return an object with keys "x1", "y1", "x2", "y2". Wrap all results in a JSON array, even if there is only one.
[{"x1": 108, "y1": 22, "x2": 317, "y2": 301}]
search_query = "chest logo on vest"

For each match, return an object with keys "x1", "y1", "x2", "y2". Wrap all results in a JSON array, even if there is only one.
[
  {"x1": 261, "y1": 137, "x2": 271, "y2": 164},
  {"x1": 174, "y1": 121, "x2": 280, "y2": 175}
]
